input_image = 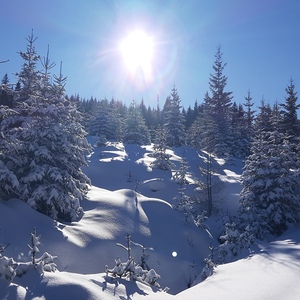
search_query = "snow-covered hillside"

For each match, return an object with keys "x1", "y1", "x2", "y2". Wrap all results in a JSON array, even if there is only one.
[{"x1": 1, "y1": 138, "x2": 300, "y2": 299}]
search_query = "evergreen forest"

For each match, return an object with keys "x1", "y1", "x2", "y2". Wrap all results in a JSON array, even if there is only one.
[{"x1": 1, "y1": 32, "x2": 300, "y2": 242}]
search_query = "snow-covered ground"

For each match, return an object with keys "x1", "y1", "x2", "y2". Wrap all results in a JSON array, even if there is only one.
[{"x1": 1, "y1": 137, "x2": 300, "y2": 299}]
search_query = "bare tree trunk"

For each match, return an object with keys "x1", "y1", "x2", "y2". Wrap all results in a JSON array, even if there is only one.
[{"x1": 207, "y1": 153, "x2": 213, "y2": 216}]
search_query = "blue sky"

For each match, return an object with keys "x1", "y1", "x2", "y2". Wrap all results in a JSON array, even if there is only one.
[{"x1": 1, "y1": 0, "x2": 299, "y2": 109}]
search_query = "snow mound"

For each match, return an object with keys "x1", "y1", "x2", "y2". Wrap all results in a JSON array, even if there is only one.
[
  {"x1": 143, "y1": 178, "x2": 166, "y2": 191},
  {"x1": 0, "y1": 185, "x2": 212, "y2": 295}
]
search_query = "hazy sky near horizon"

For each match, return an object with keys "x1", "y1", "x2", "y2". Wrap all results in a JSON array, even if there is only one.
[{"x1": 1, "y1": 0, "x2": 299, "y2": 109}]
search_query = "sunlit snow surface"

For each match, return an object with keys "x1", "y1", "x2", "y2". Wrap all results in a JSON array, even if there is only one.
[{"x1": 1, "y1": 137, "x2": 300, "y2": 299}]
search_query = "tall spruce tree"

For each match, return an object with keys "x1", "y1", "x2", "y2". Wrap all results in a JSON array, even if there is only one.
[
  {"x1": 204, "y1": 46, "x2": 233, "y2": 155},
  {"x1": 280, "y1": 79, "x2": 300, "y2": 148},
  {"x1": 243, "y1": 90, "x2": 255, "y2": 142},
  {"x1": 163, "y1": 86, "x2": 186, "y2": 147}
]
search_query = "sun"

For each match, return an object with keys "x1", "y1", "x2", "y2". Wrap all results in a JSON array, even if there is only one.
[{"x1": 119, "y1": 30, "x2": 154, "y2": 74}]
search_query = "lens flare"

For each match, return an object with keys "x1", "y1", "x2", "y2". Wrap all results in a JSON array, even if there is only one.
[{"x1": 119, "y1": 30, "x2": 154, "y2": 85}]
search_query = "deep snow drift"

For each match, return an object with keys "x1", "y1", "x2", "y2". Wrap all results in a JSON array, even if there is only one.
[{"x1": 1, "y1": 137, "x2": 300, "y2": 299}]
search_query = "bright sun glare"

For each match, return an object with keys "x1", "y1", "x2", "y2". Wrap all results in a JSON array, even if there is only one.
[{"x1": 120, "y1": 30, "x2": 154, "y2": 75}]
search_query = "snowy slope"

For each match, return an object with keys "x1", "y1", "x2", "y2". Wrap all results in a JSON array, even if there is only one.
[
  {"x1": 1, "y1": 138, "x2": 300, "y2": 299},
  {"x1": 176, "y1": 226, "x2": 300, "y2": 300}
]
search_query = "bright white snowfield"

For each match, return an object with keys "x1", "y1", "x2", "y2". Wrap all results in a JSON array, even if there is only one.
[{"x1": 1, "y1": 136, "x2": 300, "y2": 299}]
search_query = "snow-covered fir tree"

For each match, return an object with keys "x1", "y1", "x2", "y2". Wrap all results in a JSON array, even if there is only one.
[
  {"x1": 240, "y1": 104, "x2": 300, "y2": 238},
  {"x1": 172, "y1": 158, "x2": 189, "y2": 185},
  {"x1": 89, "y1": 99, "x2": 115, "y2": 141},
  {"x1": 1, "y1": 226, "x2": 57, "y2": 281},
  {"x1": 186, "y1": 115, "x2": 203, "y2": 149},
  {"x1": 122, "y1": 100, "x2": 151, "y2": 145},
  {"x1": 0, "y1": 229, "x2": 15, "y2": 281},
  {"x1": 2, "y1": 33, "x2": 91, "y2": 221},
  {"x1": 150, "y1": 126, "x2": 173, "y2": 171},
  {"x1": 25, "y1": 227, "x2": 57, "y2": 273},
  {"x1": 174, "y1": 158, "x2": 215, "y2": 227},
  {"x1": 174, "y1": 164, "x2": 193, "y2": 225},
  {"x1": 0, "y1": 88, "x2": 19, "y2": 199},
  {"x1": 106, "y1": 234, "x2": 161, "y2": 287},
  {"x1": 15, "y1": 227, "x2": 57, "y2": 276},
  {"x1": 218, "y1": 222, "x2": 240, "y2": 263},
  {"x1": 0, "y1": 255, "x2": 16, "y2": 281},
  {"x1": 163, "y1": 86, "x2": 186, "y2": 147},
  {"x1": 175, "y1": 192, "x2": 193, "y2": 225}
]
